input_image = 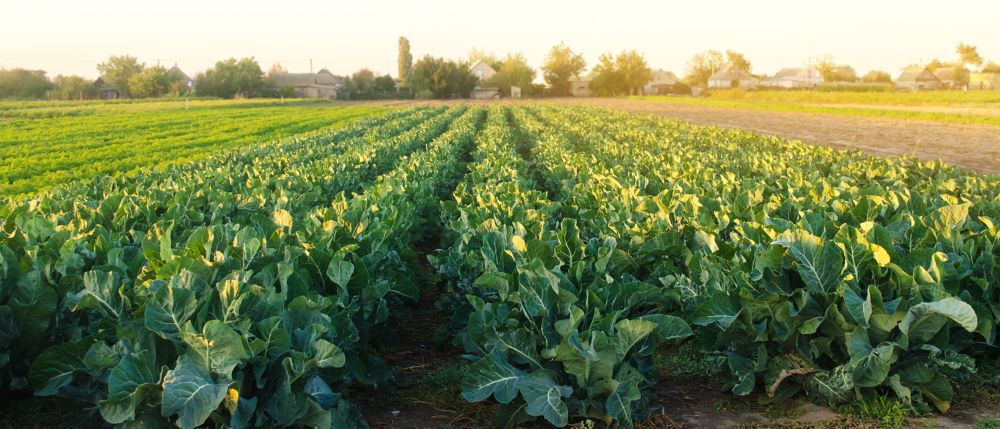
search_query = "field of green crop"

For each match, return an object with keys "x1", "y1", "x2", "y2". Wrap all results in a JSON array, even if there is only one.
[
  {"x1": 0, "y1": 99, "x2": 387, "y2": 197},
  {"x1": 1, "y1": 104, "x2": 998, "y2": 428},
  {"x1": 632, "y1": 90, "x2": 1000, "y2": 126}
]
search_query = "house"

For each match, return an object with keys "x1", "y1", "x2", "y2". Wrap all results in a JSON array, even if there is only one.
[
  {"x1": 469, "y1": 60, "x2": 497, "y2": 82},
  {"x1": 969, "y1": 72, "x2": 1000, "y2": 90},
  {"x1": 469, "y1": 60, "x2": 499, "y2": 99},
  {"x1": 569, "y1": 76, "x2": 592, "y2": 97},
  {"x1": 762, "y1": 67, "x2": 823, "y2": 88},
  {"x1": 510, "y1": 86, "x2": 522, "y2": 98},
  {"x1": 896, "y1": 67, "x2": 940, "y2": 91},
  {"x1": 932, "y1": 67, "x2": 965, "y2": 89},
  {"x1": 707, "y1": 67, "x2": 758, "y2": 89},
  {"x1": 94, "y1": 76, "x2": 122, "y2": 99},
  {"x1": 269, "y1": 68, "x2": 345, "y2": 99},
  {"x1": 642, "y1": 69, "x2": 680, "y2": 95}
]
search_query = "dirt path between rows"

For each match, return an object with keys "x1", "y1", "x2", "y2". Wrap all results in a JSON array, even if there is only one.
[{"x1": 553, "y1": 98, "x2": 1000, "y2": 174}]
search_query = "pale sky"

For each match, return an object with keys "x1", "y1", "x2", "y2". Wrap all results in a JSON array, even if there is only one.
[{"x1": 3, "y1": 0, "x2": 999, "y2": 80}]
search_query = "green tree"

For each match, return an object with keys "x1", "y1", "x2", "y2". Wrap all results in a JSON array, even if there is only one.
[
  {"x1": 398, "y1": 37, "x2": 413, "y2": 87},
  {"x1": 684, "y1": 50, "x2": 725, "y2": 87},
  {"x1": 352, "y1": 68, "x2": 376, "y2": 93},
  {"x1": 50, "y1": 75, "x2": 97, "y2": 100},
  {"x1": 128, "y1": 65, "x2": 182, "y2": 98},
  {"x1": 589, "y1": 53, "x2": 622, "y2": 96},
  {"x1": 197, "y1": 57, "x2": 269, "y2": 98},
  {"x1": 542, "y1": 42, "x2": 586, "y2": 96},
  {"x1": 96, "y1": 55, "x2": 143, "y2": 98},
  {"x1": 616, "y1": 50, "x2": 652, "y2": 95},
  {"x1": 983, "y1": 61, "x2": 1000, "y2": 73},
  {"x1": 373, "y1": 74, "x2": 396, "y2": 94},
  {"x1": 0, "y1": 68, "x2": 52, "y2": 99},
  {"x1": 956, "y1": 43, "x2": 983, "y2": 68},
  {"x1": 860, "y1": 70, "x2": 892, "y2": 83},
  {"x1": 485, "y1": 53, "x2": 536, "y2": 97},
  {"x1": 726, "y1": 50, "x2": 752, "y2": 74}
]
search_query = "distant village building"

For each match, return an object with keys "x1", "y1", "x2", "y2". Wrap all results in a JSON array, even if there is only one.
[
  {"x1": 510, "y1": 86, "x2": 522, "y2": 98},
  {"x1": 896, "y1": 67, "x2": 941, "y2": 91},
  {"x1": 94, "y1": 76, "x2": 122, "y2": 99},
  {"x1": 469, "y1": 60, "x2": 500, "y2": 99},
  {"x1": 269, "y1": 68, "x2": 345, "y2": 99},
  {"x1": 969, "y1": 72, "x2": 1000, "y2": 91},
  {"x1": 932, "y1": 67, "x2": 964, "y2": 89},
  {"x1": 569, "y1": 76, "x2": 593, "y2": 97},
  {"x1": 707, "y1": 67, "x2": 758, "y2": 89},
  {"x1": 762, "y1": 67, "x2": 823, "y2": 88},
  {"x1": 642, "y1": 69, "x2": 680, "y2": 95}
]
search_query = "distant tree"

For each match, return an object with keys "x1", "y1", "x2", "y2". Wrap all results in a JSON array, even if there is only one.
[
  {"x1": 351, "y1": 68, "x2": 376, "y2": 93},
  {"x1": 269, "y1": 63, "x2": 288, "y2": 75},
  {"x1": 486, "y1": 53, "x2": 536, "y2": 97},
  {"x1": 956, "y1": 43, "x2": 983, "y2": 68},
  {"x1": 411, "y1": 55, "x2": 474, "y2": 99},
  {"x1": 924, "y1": 59, "x2": 946, "y2": 71},
  {"x1": 197, "y1": 57, "x2": 269, "y2": 98},
  {"x1": 97, "y1": 55, "x2": 143, "y2": 98},
  {"x1": 0, "y1": 68, "x2": 52, "y2": 99},
  {"x1": 616, "y1": 50, "x2": 652, "y2": 96},
  {"x1": 128, "y1": 65, "x2": 180, "y2": 98},
  {"x1": 684, "y1": 50, "x2": 725, "y2": 87},
  {"x1": 373, "y1": 74, "x2": 396, "y2": 94},
  {"x1": 398, "y1": 37, "x2": 413, "y2": 87},
  {"x1": 50, "y1": 75, "x2": 97, "y2": 100},
  {"x1": 726, "y1": 50, "x2": 752, "y2": 74},
  {"x1": 589, "y1": 53, "x2": 622, "y2": 96},
  {"x1": 468, "y1": 48, "x2": 501, "y2": 70},
  {"x1": 542, "y1": 42, "x2": 586, "y2": 96},
  {"x1": 861, "y1": 70, "x2": 892, "y2": 83},
  {"x1": 983, "y1": 61, "x2": 1000, "y2": 73}
]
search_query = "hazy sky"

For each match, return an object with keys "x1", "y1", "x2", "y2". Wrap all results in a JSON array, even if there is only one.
[{"x1": 3, "y1": 0, "x2": 999, "y2": 80}]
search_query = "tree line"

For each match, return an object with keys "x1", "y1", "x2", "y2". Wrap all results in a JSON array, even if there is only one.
[{"x1": 2, "y1": 41, "x2": 998, "y2": 100}]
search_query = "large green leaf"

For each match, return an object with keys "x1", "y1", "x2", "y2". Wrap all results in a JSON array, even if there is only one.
[
  {"x1": 181, "y1": 320, "x2": 249, "y2": 376},
  {"x1": 28, "y1": 338, "x2": 94, "y2": 396},
  {"x1": 145, "y1": 283, "x2": 197, "y2": 342},
  {"x1": 773, "y1": 230, "x2": 844, "y2": 293},
  {"x1": 899, "y1": 298, "x2": 977, "y2": 343},
  {"x1": 462, "y1": 351, "x2": 523, "y2": 404},
  {"x1": 98, "y1": 351, "x2": 159, "y2": 424},
  {"x1": 161, "y1": 355, "x2": 230, "y2": 429}
]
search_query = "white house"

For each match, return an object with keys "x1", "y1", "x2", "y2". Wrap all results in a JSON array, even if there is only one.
[
  {"x1": 470, "y1": 60, "x2": 497, "y2": 82},
  {"x1": 469, "y1": 60, "x2": 500, "y2": 99},
  {"x1": 707, "y1": 67, "x2": 758, "y2": 89},
  {"x1": 569, "y1": 76, "x2": 593, "y2": 97},
  {"x1": 762, "y1": 67, "x2": 823, "y2": 88}
]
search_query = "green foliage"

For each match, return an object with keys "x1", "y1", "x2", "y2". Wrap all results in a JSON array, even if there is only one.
[
  {"x1": 589, "y1": 51, "x2": 652, "y2": 96},
  {"x1": 0, "y1": 100, "x2": 387, "y2": 196},
  {"x1": 128, "y1": 65, "x2": 185, "y2": 98},
  {"x1": 97, "y1": 55, "x2": 143, "y2": 98},
  {"x1": 684, "y1": 50, "x2": 726, "y2": 87},
  {"x1": 0, "y1": 68, "x2": 52, "y2": 99},
  {"x1": 410, "y1": 55, "x2": 477, "y2": 99},
  {"x1": 861, "y1": 70, "x2": 894, "y2": 84},
  {"x1": 196, "y1": 57, "x2": 271, "y2": 98},
  {"x1": 486, "y1": 53, "x2": 537, "y2": 97},
  {"x1": 542, "y1": 42, "x2": 586, "y2": 96},
  {"x1": 398, "y1": 36, "x2": 413, "y2": 88},
  {"x1": 0, "y1": 106, "x2": 485, "y2": 427},
  {"x1": 49, "y1": 74, "x2": 98, "y2": 100}
]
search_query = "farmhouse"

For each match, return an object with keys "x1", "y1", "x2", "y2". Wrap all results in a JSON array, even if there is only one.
[
  {"x1": 932, "y1": 67, "x2": 965, "y2": 89},
  {"x1": 570, "y1": 76, "x2": 593, "y2": 97},
  {"x1": 896, "y1": 67, "x2": 940, "y2": 91},
  {"x1": 94, "y1": 76, "x2": 122, "y2": 99},
  {"x1": 468, "y1": 60, "x2": 500, "y2": 99},
  {"x1": 969, "y1": 72, "x2": 1000, "y2": 90},
  {"x1": 762, "y1": 67, "x2": 823, "y2": 88},
  {"x1": 642, "y1": 69, "x2": 680, "y2": 95},
  {"x1": 269, "y1": 68, "x2": 345, "y2": 99},
  {"x1": 169, "y1": 65, "x2": 195, "y2": 93},
  {"x1": 708, "y1": 67, "x2": 758, "y2": 89}
]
